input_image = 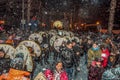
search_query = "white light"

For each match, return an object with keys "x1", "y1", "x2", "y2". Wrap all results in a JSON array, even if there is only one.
[
  {"x1": 28, "y1": 23, "x2": 32, "y2": 26},
  {"x1": 45, "y1": 11, "x2": 48, "y2": 14},
  {"x1": 34, "y1": 23, "x2": 37, "y2": 26},
  {"x1": 59, "y1": 31, "x2": 62, "y2": 35}
]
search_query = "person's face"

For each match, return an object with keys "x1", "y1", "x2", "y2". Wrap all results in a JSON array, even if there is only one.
[
  {"x1": 72, "y1": 42, "x2": 76, "y2": 46},
  {"x1": 56, "y1": 62, "x2": 63, "y2": 72},
  {"x1": 93, "y1": 43, "x2": 98, "y2": 48},
  {"x1": 0, "y1": 51, "x2": 5, "y2": 58},
  {"x1": 96, "y1": 61, "x2": 101, "y2": 67},
  {"x1": 102, "y1": 47, "x2": 106, "y2": 51},
  {"x1": 88, "y1": 40, "x2": 92, "y2": 44},
  {"x1": 67, "y1": 43, "x2": 73, "y2": 49}
]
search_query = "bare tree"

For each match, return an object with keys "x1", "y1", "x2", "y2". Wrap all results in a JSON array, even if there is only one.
[
  {"x1": 108, "y1": 0, "x2": 117, "y2": 34},
  {"x1": 27, "y1": 0, "x2": 31, "y2": 22}
]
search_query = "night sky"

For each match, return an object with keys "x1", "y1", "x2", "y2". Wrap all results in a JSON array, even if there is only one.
[{"x1": 0, "y1": 0, "x2": 119, "y2": 27}]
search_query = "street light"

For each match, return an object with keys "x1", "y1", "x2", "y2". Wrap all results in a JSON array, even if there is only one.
[{"x1": 96, "y1": 21, "x2": 100, "y2": 25}]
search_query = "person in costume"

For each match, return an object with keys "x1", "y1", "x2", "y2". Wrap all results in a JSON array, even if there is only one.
[
  {"x1": 0, "y1": 48, "x2": 11, "y2": 75},
  {"x1": 0, "y1": 54, "x2": 30, "y2": 80}
]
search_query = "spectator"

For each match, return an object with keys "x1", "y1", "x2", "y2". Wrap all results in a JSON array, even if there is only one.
[
  {"x1": 60, "y1": 41, "x2": 77, "y2": 80},
  {"x1": 100, "y1": 45, "x2": 110, "y2": 68},
  {"x1": 88, "y1": 58, "x2": 104, "y2": 80},
  {"x1": 87, "y1": 43, "x2": 102, "y2": 67},
  {"x1": 53, "y1": 61, "x2": 68, "y2": 80}
]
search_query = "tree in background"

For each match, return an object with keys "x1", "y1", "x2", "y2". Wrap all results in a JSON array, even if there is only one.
[{"x1": 108, "y1": 0, "x2": 117, "y2": 34}]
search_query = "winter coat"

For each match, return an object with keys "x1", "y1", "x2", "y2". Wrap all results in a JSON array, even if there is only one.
[
  {"x1": 88, "y1": 48, "x2": 101, "y2": 67},
  {"x1": 101, "y1": 49, "x2": 110, "y2": 68},
  {"x1": 88, "y1": 65, "x2": 104, "y2": 80},
  {"x1": 54, "y1": 70, "x2": 68, "y2": 80},
  {"x1": 44, "y1": 69, "x2": 68, "y2": 80},
  {"x1": 44, "y1": 69, "x2": 54, "y2": 80},
  {"x1": 61, "y1": 47, "x2": 76, "y2": 68},
  {"x1": 2, "y1": 68, "x2": 30, "y2": 80}
]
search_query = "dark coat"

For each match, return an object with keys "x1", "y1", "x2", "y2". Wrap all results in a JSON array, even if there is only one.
[
  {"x1": 0, "y1": 57, "x2": 11, "y2": 75},
  {"x1": 61, "y1": 47, "x2": 76, "y2": 68},
  {"x1": 88, "y1": 65, "x2": 104, "y2": 80}
]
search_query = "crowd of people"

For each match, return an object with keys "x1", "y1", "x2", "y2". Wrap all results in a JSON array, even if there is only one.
[{"x1": 0, "y1": 25, "x2": 120, "y2": 80}]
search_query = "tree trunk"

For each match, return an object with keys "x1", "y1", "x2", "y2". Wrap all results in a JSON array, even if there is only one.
[
  {"x1": 27, "y1": 0, "x2": 31, "y2": 23},
  {"x1": 108, "y1": 0, "x2": 117, "y2": 34}
]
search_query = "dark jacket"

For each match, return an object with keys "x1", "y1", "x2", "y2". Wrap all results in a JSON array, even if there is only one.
[
  {"x1": 61, "y1": 47, "x2": 76, "y2": 68},
  {"x1": 88, "y1": 65, "x2": 104, "y2": 80},
  {"x1": 0, "y1": 57, "x2": 11, "y2": 75}
]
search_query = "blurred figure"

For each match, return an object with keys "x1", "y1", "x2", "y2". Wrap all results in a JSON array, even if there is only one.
[
  {"x1": 53, "y1": 61, "x2": 68, "y2": 80},
  {"x1": 88, "y1": 58, "x2": 104, "y2": 80},
  {"x1": 71, "y1": 39, "x2": 81, "y2": 75},
  {"x1": 0, "y1": 48, "x2": 11, "y2": 75},
  {"x1": 28, "y1": 47, "x2": 38, "y2": 79},
  {"x1": 44, "y1": 61, "x2": 68, "y2": 80},
  {"x1": 0, "y1": 57, "x2": 30, "y2": 80},
  {"x1": 44, "y1": 69, "x2": 53, "y2": 80},
  {"x1": 60, "y1": 41, "x2": 77, "y2": 80},
  {"x1": 102, "y1": 66, "x2": 120, "y2": 80},
  {"x1": 100, "y1": 45, "x2": 110, "y2": 68},
  {"x1": 87, "y1": 43, "x2": 102, "y2": 67},
  {"x1": 6, "y1": 33, "x2": 16, "y2": 46}
]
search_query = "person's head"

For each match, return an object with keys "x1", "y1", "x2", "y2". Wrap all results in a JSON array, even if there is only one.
[
  {"x1": 87, "y1": 39, "x2": 92, "y2": 44},
  {"x1": 0, "y1": 48, "x2": 5, "y2": 58},
  {"x1": 55, "y1": 61, "x2": 63, "y2": 72},
  {"x1": 92, "y1": 43, "x2": 98, "y2": 48},
  {"x1": 105, "y1": 37, "x2": 111, "y2": 43},
  {"x1": 61, "y1": 41, "x2": 66, "y2": 46},
  {"x1": 42, "y1": 34, "x2": 46, "y2": 37},
  {"x1": 92, "y1": 43, "x2": 99, "y2": 51},
  {"x1": 91, "y1": 58, "x2": 101, "y2": 67},
  {"x1": 66, "y1": 41, "x2": 73, "y2": 49},
  {"x1": 95, "y1": 58, "x2": 102, "y2": 67},
  {"x1": 100, "y1": 45, "x2": 106, "y2": 51},
  {"x1": 96, "y1": 61, "x2": 101, "y2": 67},
  {"x1": 72, "y1": 39, "x2": 76, "y2": 46}
]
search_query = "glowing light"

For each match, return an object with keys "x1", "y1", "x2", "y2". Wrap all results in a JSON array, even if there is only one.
[
  {"x1": 81, "y1": 23, "x2": 84, "y2": 26},
  {"x1": 44, "y1": 11, "x2": 48, "y2": 14},
  {"x1": 28, "y1": 23, "x2": 32, "y2": 26},
  {"x1": 0, "y1": 20, "x2": 5, "y2": 24},
  {"x1": 96, "y1": 21, "x2": 100, "y2": 25},
  {"x1": 53, "y1": 21, "x2": 63, "y2": 29}
]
